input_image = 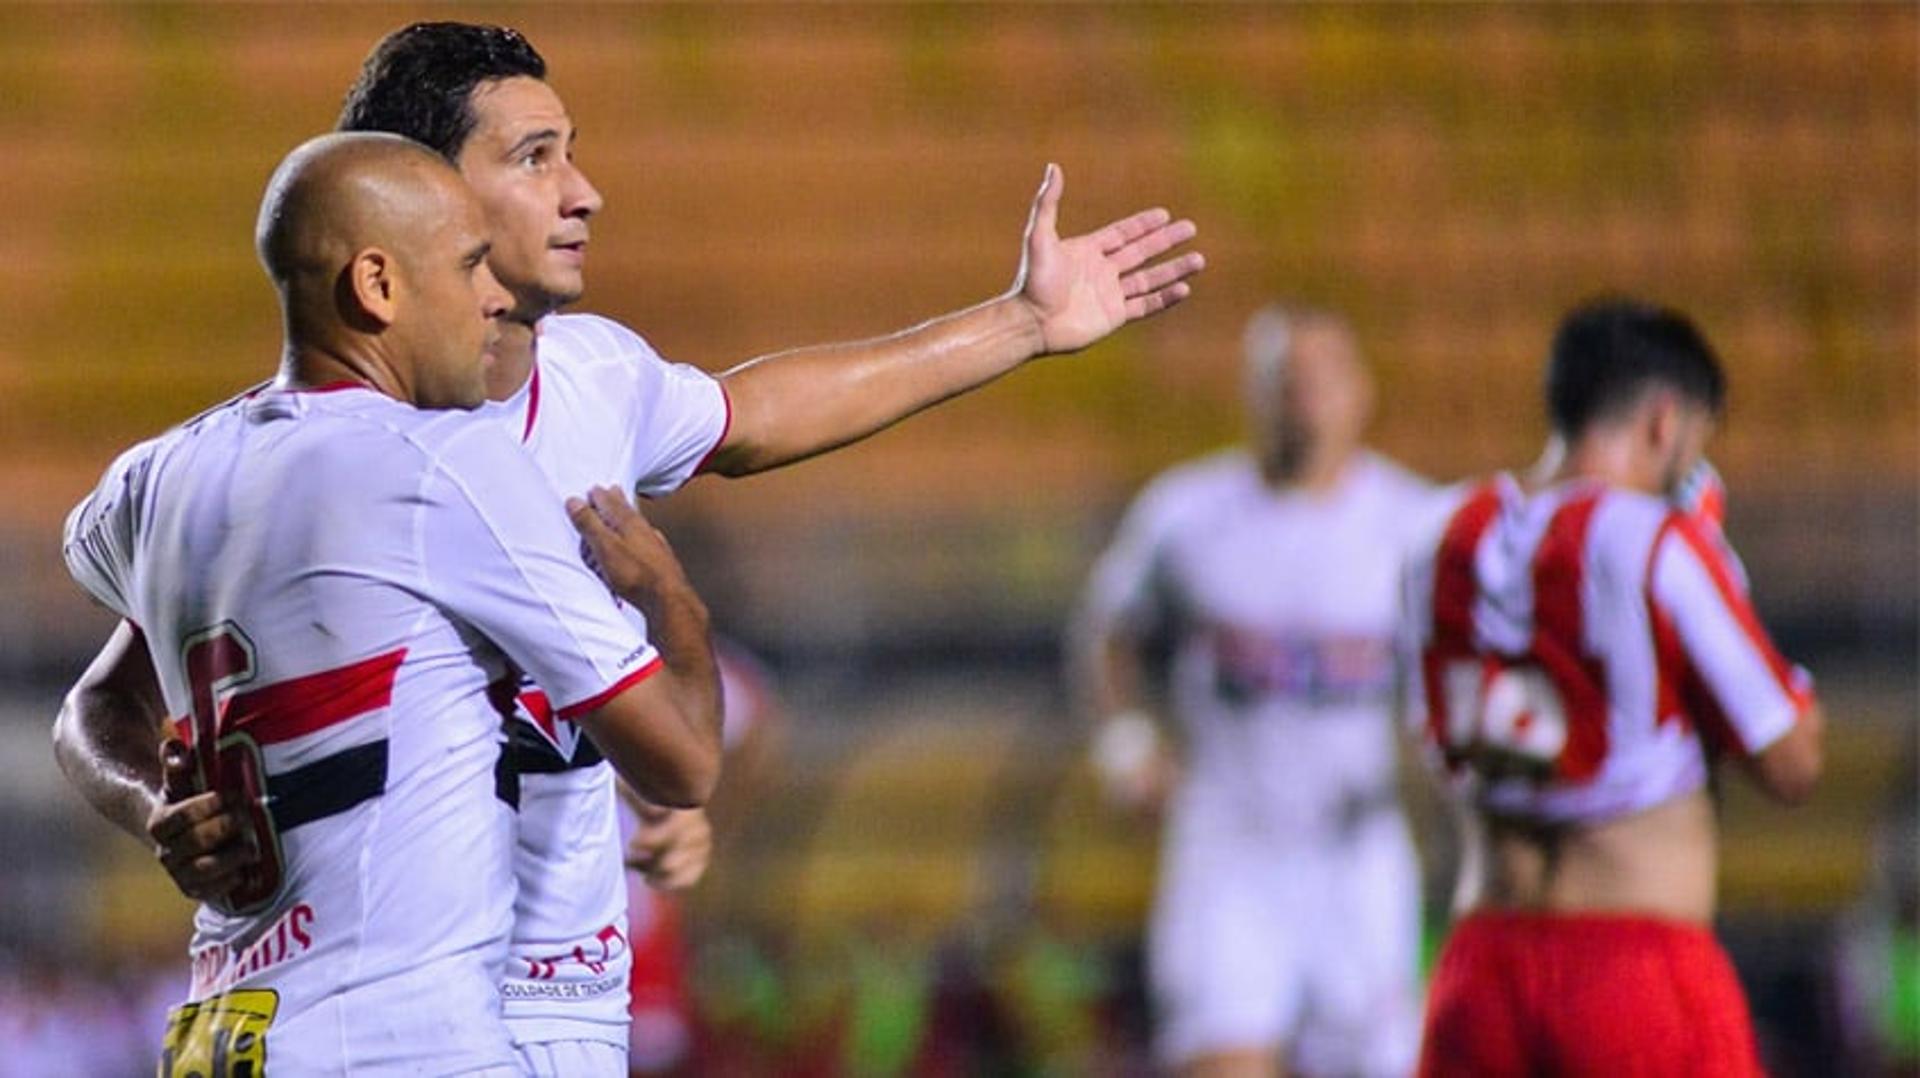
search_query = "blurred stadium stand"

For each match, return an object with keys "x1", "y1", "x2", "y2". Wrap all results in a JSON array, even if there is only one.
[{"x1": 0, "y1": 5, "x2": 1911, "y2": 1074}]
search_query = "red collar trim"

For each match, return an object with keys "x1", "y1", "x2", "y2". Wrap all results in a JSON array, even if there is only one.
[{"x1": 521, "y1": 361, "x2": 542, "y2": 443}]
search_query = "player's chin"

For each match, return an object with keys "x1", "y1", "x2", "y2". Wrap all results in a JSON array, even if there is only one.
[{"x1": 542, "y1": 267, "x2": 587, "y2": 307}]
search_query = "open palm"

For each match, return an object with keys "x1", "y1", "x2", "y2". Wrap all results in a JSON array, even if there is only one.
[{"x1": 1013, "y1": 164, "x2": 1205, "y2": 354}]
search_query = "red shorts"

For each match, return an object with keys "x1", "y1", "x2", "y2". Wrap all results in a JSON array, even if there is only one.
[{"x1": 1418, "y1": 910, "x2": 1765, "y2": 1078}]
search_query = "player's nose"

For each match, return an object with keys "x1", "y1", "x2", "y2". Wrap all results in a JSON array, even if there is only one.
[
  {"x1": 477, "y1": 262, "x2": 511, "y2": 319},
  {"x1": 561, "y1": 161, "x2": 603, "y2": 220}
]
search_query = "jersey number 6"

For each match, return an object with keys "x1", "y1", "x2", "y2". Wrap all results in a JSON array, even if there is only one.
[{"x1": 183, "y1": 623, "x2": 286, "y2": 916}]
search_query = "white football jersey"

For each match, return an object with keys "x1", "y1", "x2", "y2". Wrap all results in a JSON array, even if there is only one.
[
  {"x1": 63, "y1": 383, "x2": 661, "y2": 1076},
  {"x1": 1401, "y1": 475, "x2": 1814, "y2": 823},
  {"x1": 487, "y1": 314, "x2": 728, "y2": 1048},
  {"x1": 1082, "y1": 450, "x2": 1446, "y2": 833}
]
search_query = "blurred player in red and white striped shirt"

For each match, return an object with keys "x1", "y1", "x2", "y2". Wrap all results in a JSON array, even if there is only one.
[{"x1": 1402, "y1": 298, "x2": 1824, "y2": 1077}]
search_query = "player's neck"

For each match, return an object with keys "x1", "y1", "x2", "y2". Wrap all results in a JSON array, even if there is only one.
[
  {"x1": 276, "y1": 342, "x2": 406, "y2": 401},
  {"x1": 1535, "y1": 432, "x2": 1661, "y2": 495},
  {"x1": 1259, "y1": 446, "x2": 1352, "y2": 495},
  {"x1": 486, "y1": 317, "x2": 539, "y2": 402}
]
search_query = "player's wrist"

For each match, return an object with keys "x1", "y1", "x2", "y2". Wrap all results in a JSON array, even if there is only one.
[
  {"x1": 1092, "y1": 709, "x2": 1160, "y2": 783},
  {"x1": 989, "y1": 289, "x2": 1050, "y2": 361}
]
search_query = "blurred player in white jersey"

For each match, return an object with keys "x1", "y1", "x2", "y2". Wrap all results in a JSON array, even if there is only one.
[
  {"x1": 1402, "y1": 299, "x2": 1824, "y2": 1076},
  {"x1": 1072, "y1": 306, "x2": 1444, "y2": 1077},
  {"x1": 55, "y1": 21, "x2": 1204, "y2": 1077},
  {"x1": 60, "y1": 134, "x2": 723, "y2": 1074}
]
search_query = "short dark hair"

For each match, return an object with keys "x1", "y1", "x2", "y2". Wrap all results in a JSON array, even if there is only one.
[
  {"x1": 1546, "y1": 298, "x2": 1726, "y2": 438},
  {"x1": 338, "y1": 22, "x2": 546, "y2": 160}
]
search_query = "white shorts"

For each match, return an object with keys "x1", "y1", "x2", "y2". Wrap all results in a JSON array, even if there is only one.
[
  {"x1": 514, "y1": 1037, "x2": 627, "y2": 1078},
  {"x1": 1148, "y1": 792, "x2": 1423, "y2": 1075}
]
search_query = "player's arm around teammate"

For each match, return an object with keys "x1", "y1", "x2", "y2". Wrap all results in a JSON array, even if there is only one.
[
  {"x1": 564, "y1": 484, "x2": 722, "y2": 808},
  {"x1": 53, "y1": 622, "x2": 259, "y2": 902}
]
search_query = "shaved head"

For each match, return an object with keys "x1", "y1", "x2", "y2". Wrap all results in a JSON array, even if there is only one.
[
  {"x1": 256, "y1": 131, "x2": 466, "y2": 289},
  {"x1": 256, "y1": 131, "x2": 508, "y2": 409}
]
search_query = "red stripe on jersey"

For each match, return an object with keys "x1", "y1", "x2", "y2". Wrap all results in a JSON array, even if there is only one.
[
  {"x1": 1423, "y1": 483, "x2": 1502, "y2": 760},
  {"x1": 223, "y1": 648, "x2": 408, "y2": 747},
  {"x1": 1670, "y1": 517, "x2": 1806, "y2": 698},
  {"x1": 1647, "y1": 516, "x2": 1809, "y2": 756},
  {"x1": 1644, "y1": 518, "x2": 1694, "y2": 735},
  {"x1": 1432, "y1": 484, "x2": 1503, "y2": 648},
  {"x1": 1530, "y1": 493, "x2": 1610, "y2": 782},
  {"x1": 521, "y1": 361, "x2": 543, "y2": 443},
  {"x1": 555, "y1": 656, "x2": 666, "y2": 721},
  {"x1": 691, "y1": 382, "x2": 735, "y2": 478},
  {"x1": 518, "y1": 687, "x2": 559, "y2": 739}
]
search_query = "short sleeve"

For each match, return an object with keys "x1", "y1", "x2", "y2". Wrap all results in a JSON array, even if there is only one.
[
  {"x1": 1079, "y1": 475, "x2": 1186, "y2": 637},
  {"x1": 421, "y1": 422, "x2": 661, "y2": 716},
  {"x1": 62, "y1": 442, "x2": 153, "y2": 619},
  {"x1": 626, "y1": 357, "x2": 730, "y2": 497},
  {"x1": 554, "y1": 316, "x2": 729, "y2": 497},
  {"x1": 1648, "y1": 516, "x2": 1813, "y2": 756}
]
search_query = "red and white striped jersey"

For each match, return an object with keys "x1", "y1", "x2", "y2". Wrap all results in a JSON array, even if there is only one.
[
  {"x1": 63, "y1": 383, "x2": 661, "y2": 1075},
  {"x1": 1402, "y1": 474, "x2": 1814, "y2": 824}
]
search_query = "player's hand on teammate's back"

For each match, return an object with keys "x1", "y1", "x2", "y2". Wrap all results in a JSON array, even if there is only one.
[
  {"x1": 1012, "y1": 163, "x2": 1205, "y2": 355},
  {"x1": 148, "y1": 739, "x2": 259, "y2": 903},
  {"x1": 565, "y1": 486, "x2": 693, "y2": 608}
]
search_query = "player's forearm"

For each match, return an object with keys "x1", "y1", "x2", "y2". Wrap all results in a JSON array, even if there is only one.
[
  {"x1": 53, "y1": 621, "x2": 170, "y2": 841},
  {"x1": 706, "y1": 293, "x2": 1046, "y2": 476},
  {"x1": 1745, "y1": 701, "x2": 1824, "y2": 805},
  {"x1": 626, "y1": 583, "x2": 723, "y2": 758},
  {"x1": 53, "y1": 685, "x2": 165, "y2": 841},
  {"x1": 1070, "y1": 616, "x2": 1149, "y2": 724},
  {"x1": 582, "y1": 588, "x2": 721, "y2": 808}
]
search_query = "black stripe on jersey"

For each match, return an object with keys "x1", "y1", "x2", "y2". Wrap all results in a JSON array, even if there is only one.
[
  {"x1": 495, "y1": 745, "x2": 520, "y2": 810},
  {"x1": 504, "y1": 718, "x2": 605, "y2": 776},
  {"x1": 269, "y1": 739, "x2": 387, "y2": 832},
  {"x1": 492, "y1": 719, "x2": 607, "y2": 812}
]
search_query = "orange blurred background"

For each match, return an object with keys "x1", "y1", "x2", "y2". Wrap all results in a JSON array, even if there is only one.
[{"x1": 0, "y1": 5, "x2": 1911, "y2": 1074}]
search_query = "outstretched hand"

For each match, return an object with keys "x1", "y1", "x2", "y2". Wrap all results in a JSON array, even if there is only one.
[{"x1": 1012, "y1": 163, "x2": 1204, "y2": 355}]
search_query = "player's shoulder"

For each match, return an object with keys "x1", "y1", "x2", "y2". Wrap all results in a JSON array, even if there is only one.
[
  {"x1": 289, "y1": 389, "x2": 528, "y2": 488},
  {"x1": 1350, "y1": 450, "x2": 1434, "y2": 500},
  {"x1": 1142, "y1": 448, "x2": 1259, "y2": 505},
  {"x1": 1348, "y1": 450, "x2": 1452, "y2": 530},
  {"x1": 70, "y1": 392, "x2": 254, "y2": 516},
  {"x1": 1590, "y1": 484, "x2": 1680, "y2": 553},
  {"x1": 1118, "y1": 449, "x2": 1253, "y2": 533},
  {"x1": 536, "y1": 312, "x2": 663, "y2": 369},
  {"x1": 64, "y1": 430, "x2": 169, "y2": 548}
]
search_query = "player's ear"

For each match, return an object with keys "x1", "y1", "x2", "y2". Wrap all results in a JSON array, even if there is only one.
[
  {"x1": 1642, "y1": 389, "x2": 1682, "y2": 456},
  {"x1": 343, "y1": 247, "x2": 399, "y2": 329}
]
